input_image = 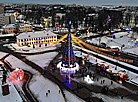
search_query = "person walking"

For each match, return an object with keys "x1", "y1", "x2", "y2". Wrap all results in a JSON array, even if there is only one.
[
  {"x1": 111, "y1": 81, "x2": 113, "y2": 85},
  {"x1": 103, "y1": 80, "x2": 105, "y2": 84},
  {"x1": 48, "y1": 90, "x2": 50, "y2": 93}
]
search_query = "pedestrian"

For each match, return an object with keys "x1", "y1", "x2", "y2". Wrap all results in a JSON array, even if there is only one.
[
  {"x1": 121, "y1": 95, "x2": 123, "y2": 99},
  {"x1": 46, "y1": 93, "x2": 48, "y2": 97},
  {"x1": 106, "y1": 87, "x2": 109, "y2": 92},
  {"x1": 115, "y1": 66, "x2": 117, "y2": 70},
  {"x1": 66, "y1": 75, "x2": 68, "y2": 81},
  {"x1": 59, "y1": 90, "x2": 60, "y2": 93},
  {"x1": 100, "y1": 98, "x2": 103, "y2": 102},
  {"x1": 101, "y1": 80, "x2": 102, "y2": 84},
  {"x1": 97, "y1": 78, "x2": 99, "y2": 81},
  {"x1": 111, "y1": 81, "x2": 113, "y2": 85},
  {"x1": 48, "y1": 90, "x2": 50, "y2": 93},
  {"x1": 103, "y1": 80, "x2": 105, "y2": 84},
  {"x1": 115, "y1": 89, "x2": 118, "y2": 96}
]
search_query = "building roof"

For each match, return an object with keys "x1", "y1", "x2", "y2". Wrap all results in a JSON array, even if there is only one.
[
  {"x1": 17, "y1": 31, "x2": 57, "y2": 39},
  {"x1": 5, "y1": 13, "x2": 14, "y2": 16},
  {"x1": 0, "y1": 29, "x2": 3, "y2": 31},
  {"x1": 2, "y1": 23, "x2": 32, "y2": 29},
  {"x1": 2, "y1": 24, "x2": 15, "y2": 28}
]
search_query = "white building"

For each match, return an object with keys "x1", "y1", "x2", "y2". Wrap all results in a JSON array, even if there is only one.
[{"x1": 16, "y1": 31, "x2": 57, "y2": 46}]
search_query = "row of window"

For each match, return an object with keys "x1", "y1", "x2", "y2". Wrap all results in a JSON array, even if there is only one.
[
  {"x1": 20, "y1": 39, "x2": 56, "y2": 45},
  {"x1": 23, "y1": 39, "x2": 56, "y2": 43},
  {"x1": 20, "y1": 37, "x2": 57, "y2": 41},
  {"x1": 4, "y1": 27, "x2": 32, "y2": 30}
]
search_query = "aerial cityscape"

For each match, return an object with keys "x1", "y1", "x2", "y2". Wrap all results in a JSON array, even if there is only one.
[{"x1": 0, "y1": 0, "x2": 138, "y2": 102}]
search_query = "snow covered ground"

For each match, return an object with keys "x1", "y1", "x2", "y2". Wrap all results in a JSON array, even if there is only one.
[
  {"x1": 79, "y1": 32, "x2": 99, "y2": 38},
  {"x1": 4, "y1": 43, "x2": 60, "y2": 53},
  {"x1": 73, "y1": 51, "x2": 138, "y2": 102},
  {"x1": 0, "y1": 61, "x2": 22, "y2": 102},
  {"x1": 0, "y1": 52, "x2": 8, "y2": 59},
  {"x1": 25, "y1": 52, "x2": 58, "y2": 69},
  {"x1": 0, "y1": 33, "x2": 15, "y2": 37},
  {"x1": 92, "y1": 92, "x2": 136, "y2": 102},
  {"x1": 4, "y1": 55, "x2": 65, "y2": 102},
  {"x1": 86, "y1": 31, "x2": 138, "y2": 55},
  {"x1": 0, "y1": 82, "x2": 22, "y2": 102},
  {"x1": 29, "y1": 75, "x2": 65, "y2": 102},
  {"x1": 74, "y1": 50, "x2": 138, "y2": 86},
  {"x1": 4, "y1": 55, "x2": 84, "y2": 102}
]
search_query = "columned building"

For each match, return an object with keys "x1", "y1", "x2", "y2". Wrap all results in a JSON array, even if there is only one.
[{"x1": 16, "y1": 31, "x2": 57, "y2": 46}]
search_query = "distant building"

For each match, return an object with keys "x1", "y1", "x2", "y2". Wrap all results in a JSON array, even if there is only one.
[
  {"x1": 2, "y1": 24, "x2": 15, "y2": 34},
  {"x1": 41, "y1": 16, "x2": 52, "y2": 27},
  {"x1": 16, "y1": 31, "x2": 57, "y2": 46},
  {"x1": 2, "y1": 23, "x2": 32, "y2": 34},
  {"x1": 0, "y1": 29, "x2": 3, "y2": 34},
  {"x1": 4, "y1": 13, "x2": 16, "y2": 24},
  {"x1": 0, "y1": 6, "x2": 5, "y2": 27},
  {"x1": 18, "y1": 23, "x2": 32, "y2": 33}
]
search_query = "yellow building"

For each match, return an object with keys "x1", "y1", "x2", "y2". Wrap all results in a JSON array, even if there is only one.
[{"x1": 16, "y1": 31, "x2": 57, "y2": 46}]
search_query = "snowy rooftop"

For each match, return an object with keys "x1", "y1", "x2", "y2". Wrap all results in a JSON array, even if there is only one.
[
  {"x1": 2, "y1": 23, "x2": 32, "y2": 29},
  {"x1": 17, "y1": 31, "x2": 57, "y2": 39},
  {"x1": 0, "y1": 29, "x2": 3, "y2": 31},
  {"x1": 113, "y1": 32, "x2": 128, "y2": 38},
  {"x1": 2, "y1": 24, "x2": 15, "y2": 28},
  {"x1": 5, "y1": 13, "x2": 14, "y2": 16}
]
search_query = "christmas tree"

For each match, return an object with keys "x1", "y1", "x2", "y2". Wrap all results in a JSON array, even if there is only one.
[{"x1": 61, "y1": 21, "x2": 76, "y2": 68}]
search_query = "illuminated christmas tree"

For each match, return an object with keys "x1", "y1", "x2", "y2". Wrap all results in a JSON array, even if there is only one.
[{"x1": 61, "y1": 21, "x2": 76, "y2": 68}]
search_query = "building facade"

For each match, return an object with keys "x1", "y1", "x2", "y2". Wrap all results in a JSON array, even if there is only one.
[
  {"x1": 5, "y1": 13, "x2": 16, "y2": 25},
  {"x1": 0, "y1": 29, "x2": 3, "y2": 34},
  {"x1": 2, "y1": 23, "x2": 32, "y2": 34},
  {"x1": 16, "y1": 31, "x2": 57, "y2": 46},
  {"x1": 0, "y1": 6, "x2": 5, "y2": 27}
]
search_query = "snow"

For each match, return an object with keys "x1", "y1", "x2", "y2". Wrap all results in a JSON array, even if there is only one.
[
  {"x1": 73, "y1": 45, "x2": 137, "y2": 72},
  {"x1": 113, "y1": 32, "x2": 128, "y2": 38},
  {"x1": 0, "y1": 82, "x2": 22, "y2": 102},
  {"x1": 25, "y1": 52, "x2": 58, "y2": 69},
  {"x1": 0, "y1": 61, "x2": 22, "y2": 102},
  {"x1": 0, "y1": 33, "x2": 15, "y2": 37},
  {"x1": 123, "y1": 47, "x2": 138, "y2": 55},
  {"x1": 80, "y1": 33, "x2": 99, "y2": 38},
  {"x1": 86, "y1": 31, "x2": 138, "y2": 55},
  {"x1": 4, "y1": 55, "x2": 83, "y2": 102},
  {"x1": 57, "y1": 62, "x2": 79, "y2": 73},
  {"x1": 29, "y1": 75, "x2": 65, "y2": 102},
  {"x1": 4, "y1": 55, "x2": 66, "y2": 102},
  {"x1": 91, "y1": 92, "x2": 136, "y2": 102},
  {"x1": 4, "y1": 55, "x2": 38, "y2": 74},
  {"x1": 0, "y1": 52, "x2": 8, "y2": 59},
  {"x1": 4, "y1": 43, "x2": 60, "y2": 53},
  {"x1": 74, "y1": 49, "x2": 138, "y2": 86}
]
